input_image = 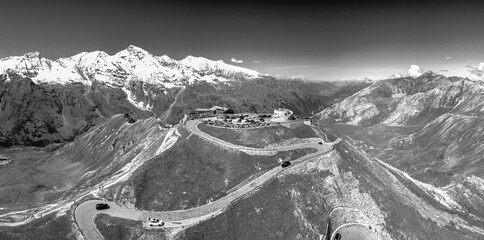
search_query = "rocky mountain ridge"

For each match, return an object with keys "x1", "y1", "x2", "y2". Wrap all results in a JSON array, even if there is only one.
[
  {"x1": 315, "y1": 71, "x2": 484, "y2": 186},
  {"x1": 0, "y1": 45, "x2": 260, "y2": 87},
  {"x1": 315, "y1": 71, "x2": 466, "y2": 126}
]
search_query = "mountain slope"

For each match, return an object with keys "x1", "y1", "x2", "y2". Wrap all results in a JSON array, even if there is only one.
[
  {"x1": 315, "y1": 72, "x2": 484, "y2": 186},
  {"x1": 0, "y1": 72, "x2": 104, "y2": 146},
  {"x1": 0, "y1": 46, "x2": 260, "y2": 146},
  {"x1": 0, "y1": 114, "x2": 170, "y2": 210},
  {"x1": 179, "y1": 142, "x2": 484, "y2": 240},
  {"x1": 0, "y1": 47, "x2": 369, "y2": 146}
]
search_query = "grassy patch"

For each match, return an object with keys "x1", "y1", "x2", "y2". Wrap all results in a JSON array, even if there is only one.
[
  {"x1": 128, "y1": 132, "x2": 315, "y2": 211},
  {"x1": 180, "y1": 180, "x2": 305, "y2": 240},
  {"x1": 94, "y1": 214, "x2": 161, "y2": 240},
  {"x1": 180, "y1": 168, "x2": 333, "y2": 240},
  {"x1": 0, "y1": 213, "x2": 75, "y2": 240},
  {"x1": 198, "y1": 123, "x2": 319, "y2": 148}
]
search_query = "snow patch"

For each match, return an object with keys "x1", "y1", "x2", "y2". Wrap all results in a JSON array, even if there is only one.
[
  {"x1": 122, "y1": 87, "x2": 152, "y2": 111},
  {"x1": 180, "y1": 55, "x2": 259, "y2": 78}
]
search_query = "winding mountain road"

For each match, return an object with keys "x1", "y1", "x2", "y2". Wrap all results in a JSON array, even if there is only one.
[{"x1": 74, "y1": 120, "x2": 335, "y2": 240}]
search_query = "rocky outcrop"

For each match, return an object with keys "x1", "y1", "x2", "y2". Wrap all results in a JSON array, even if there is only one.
[
  {"x1": 0, "y1": 74, "x2": 102, "y2": 146},
  {"x1": 317, "y1": 95, "x2": 380, "y2": 125},
  {"x1": 0, "y1": 156, "x2": 12, "y2": 166},
  {"x1": 447, "y1": 176, "x2": 484, "y2": 219}
]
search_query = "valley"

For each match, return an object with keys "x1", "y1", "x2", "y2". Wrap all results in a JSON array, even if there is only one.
[
  {"x1": 1, "y1": 48, "x2": 484, "y2": 240},
  {"x1": 315, "y1": 73, "x2": 484, "y2": 187},
  {"x1": 2, "y1": 1, "x2": 484, "y2": 239}
]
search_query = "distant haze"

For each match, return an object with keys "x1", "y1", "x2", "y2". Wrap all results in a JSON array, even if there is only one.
[{"x1": 1, "y1": 0, "x2": 483, "y2": 80}]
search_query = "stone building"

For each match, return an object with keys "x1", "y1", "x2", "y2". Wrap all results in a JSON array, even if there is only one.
[{"x1": 270, "y1": 108, "x2": 294, "y2": 122}]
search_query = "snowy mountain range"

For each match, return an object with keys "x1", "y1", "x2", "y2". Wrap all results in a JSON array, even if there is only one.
[
  {"x1": 0, "y1": 45, "x2": 260, "y2": 87},
  {"x1": 2, "y1": 46, "x2": 355, "y2": 147}
]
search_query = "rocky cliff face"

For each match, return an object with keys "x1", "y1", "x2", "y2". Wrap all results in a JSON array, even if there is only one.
[{"x1": 0, "y1": 72, "x2": 101, "y2": 146}]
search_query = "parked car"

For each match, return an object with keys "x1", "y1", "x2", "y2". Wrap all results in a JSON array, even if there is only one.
[
  {"x1": 334, "y1": 233, "x2": 342, "y2": 240},
  {"x1": 281, "y1": 161, "x2": 291, "y2": 168},
  {"x1": 148, "y1": 218, "x2": 165, "y2": 227},
  {"x1": 319, "y1": 141, "x2": 323, "y2": 145},
  {"x1": 95, "y1": 203, "x2": 110, "y2": 210}
]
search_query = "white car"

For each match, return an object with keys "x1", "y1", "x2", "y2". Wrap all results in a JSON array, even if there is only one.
[{"x1": 148, "y1": 218, "x2": 165, "y2": 227}]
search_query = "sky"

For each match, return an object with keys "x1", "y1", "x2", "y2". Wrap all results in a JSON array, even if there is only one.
[{"x1": 1, "y1": 0, "x2": 483, "y2": 80}]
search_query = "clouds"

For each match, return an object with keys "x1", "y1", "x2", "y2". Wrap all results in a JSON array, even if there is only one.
[
  {"x1": 229, "y1": 58, "x2": 263, "y2": 64},
  {"x1": 230, "y1": 58, "x2": 243, "y2": 64},
  {"x1": 408, "y1": 65, "x2": 423, "y2": 77},
  {"x1": 230, "y1": 58, "x2": 262, "y2": 64},
  {"x1": 467, "y1": 63, "x2": 484, "y2": 78},
  {"x1": 445, "y1": 56, "x2": 452, "y2": 60}
]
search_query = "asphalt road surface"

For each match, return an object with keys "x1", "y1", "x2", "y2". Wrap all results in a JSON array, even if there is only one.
[
  {"x1": 74, "y1": 120, "x2": 335, "y2": 239},
  {"x1": 331, "y1": 224, "x2": 377, "y2": 240}
]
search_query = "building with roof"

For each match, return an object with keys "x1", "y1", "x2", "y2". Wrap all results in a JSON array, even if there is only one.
[
  {"x1": 196, "y1": 106, "x2": 234, "y2": 115},
  {"x1": 270, "y1": 108, "x2": 294, "y2": 122}
]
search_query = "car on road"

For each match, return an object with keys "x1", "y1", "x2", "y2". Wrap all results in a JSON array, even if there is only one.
[
  {"x1": 319, "y1": 141, "x2": 323, "y2": 145},
  {"x1": 95, "y1": 203, "x2": 110, "y2": 210},
  {"x1": 281, "y1": 161, "x2": 291, "y2": 168},
  {"x1": 148, "y1": 218, "x2": 165, "y2": 227}
]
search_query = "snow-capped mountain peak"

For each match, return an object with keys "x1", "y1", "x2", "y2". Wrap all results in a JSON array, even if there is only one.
[
  {"x1": 115, "y1": 45, "x2": 152, "y2": 60},
  {"x1": 126, "y1": 45, "x2": 148, "y2": 53},
  {"x1": 23, "y1": 51, "x2": 42, "y2": 59},
  {"x1": 418, "y1": 70, "x2": 437, "y2": 77},
  {"x1": 180, "y1": 55, "x2": 223, "y2": 72},
  {"x1": 0, "y1": 46, "x2": 261, "y2": 87},
  {"x1": 180, "y1": 55, "x2": 259, "y2": 78}
]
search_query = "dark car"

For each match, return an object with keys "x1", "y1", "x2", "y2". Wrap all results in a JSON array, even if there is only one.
[
  {"x1": 334, "y1": 233, "x2": 342, "y2": 240},
  {"x1": 95, "y1": 203, "x2": 110, "y2": 210},
  {"x1": 319, "y1": 141, "x2": 323, "y2": 145},
  {"x1": 281, "y1": 161, "x2": 291, "y2": 168}
]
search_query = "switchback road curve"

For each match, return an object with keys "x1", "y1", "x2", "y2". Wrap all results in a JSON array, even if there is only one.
[{"x1": 75, "y1": 120, "x2": 335, "y2": 240}]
